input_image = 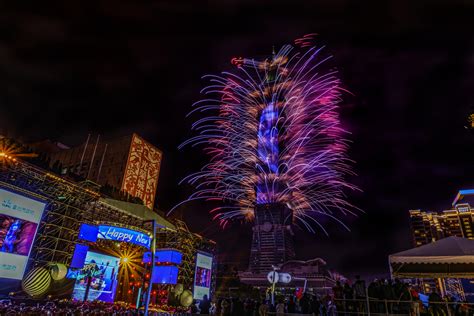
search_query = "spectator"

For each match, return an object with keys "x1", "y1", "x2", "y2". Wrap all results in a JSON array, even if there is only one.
[
  {"x1": 429, "y1": 289, "x2": 443, "y2": 316},
  {"x1": 311, "y1": 295, "x2": 321, "y2": 316},
  {"x1": 221, "y1": 298, "x2": 231, "y2": 316},
  {"x1": 199, "y1": 294, "x2": 211, "y2": 315},
  {"x1": 276, "y1": 298, "x2": 285, "y2": 316},
  {"x1": 287, "y1": 296, "x2": 296, "y2": 313},
  {"x1": 353, "y1": 275, "x2": 366, "y2": 314},
  {"x1": 258, "y1": 300, "x2": 269, "y2": 316},
  {"x1": 300, "y1": 293, "x2": 311, "y2": 314},
  {"x1": 210, "y1": 300, "x2": 217, "y2": 315},
  {"x1": 333, "y1": 281, "x2": 344, "y2": 313},
  {"x1": 231, "y1": 297, "x2": 243, "y2": 316},
  {"x1": 343, "y1": 281, "x2": 354, "y2": 315}
]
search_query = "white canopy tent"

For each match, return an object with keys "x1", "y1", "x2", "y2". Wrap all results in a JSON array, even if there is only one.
[{"x1": 389, "y1": 236, "x2": 474, "y2": 278}]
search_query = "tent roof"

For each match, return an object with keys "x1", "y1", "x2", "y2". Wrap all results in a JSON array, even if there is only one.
[
  {"x1": 389, "y1": 236, "x2": 474, "y2": 265},
  {"x1": 99, "y1": 198, "x2": 175, "y2": 230}
]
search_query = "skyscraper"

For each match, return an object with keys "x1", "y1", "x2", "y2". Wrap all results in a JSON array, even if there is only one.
[
  {"x1": 179, "y1": 37, "x2": 355, "y2": 280},
  {"x1": 249, "y1": 203, "x2": 295, "y2": 273}
]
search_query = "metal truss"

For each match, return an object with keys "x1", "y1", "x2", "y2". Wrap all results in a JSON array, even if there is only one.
[
  {"x1": 155, "y1": 219, "x2": 217, "y2": 295},
  {"x1": 0, "y1": 159, "x2": 145, "y2": 268},
  {"x1": 0, "y1": 158, "x2": 217, "y2": 298}
]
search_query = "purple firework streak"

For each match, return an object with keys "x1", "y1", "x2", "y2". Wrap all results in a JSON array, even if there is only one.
[{"x1": 172, "y1": 36, "x2": 359, "y2": 233}]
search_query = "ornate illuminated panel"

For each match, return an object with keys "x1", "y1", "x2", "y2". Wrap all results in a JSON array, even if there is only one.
[{"x1": 121, "y1": 134, "x2": 162, "y2": 209}]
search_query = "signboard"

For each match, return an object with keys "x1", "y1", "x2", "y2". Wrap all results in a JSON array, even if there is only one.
[
  {"x1": 78, "y1": 224, "x2": 151, "y2": 249},
  {"x1": 122, "y1": 134, "x2": 162, "y2": 209},
  {"x1": 193, "y1": 252, "x2": 213, "y2": 300},
  {"x1": 0, "y1": 188, "x2": 46, "y2": 280},
  {"x1": 97, "y1": 225, "x2": 151, "y2": 249}
]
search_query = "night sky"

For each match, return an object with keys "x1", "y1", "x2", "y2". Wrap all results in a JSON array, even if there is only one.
[{"x1": 1, "y1": 0, "x2": 474, "y2": 279}]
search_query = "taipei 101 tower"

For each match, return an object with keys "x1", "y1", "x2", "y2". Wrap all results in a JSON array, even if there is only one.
[
  {"x1": 178, "y1": 35, "x2": 357, "y2": 283},
  {"x1": 248, "y1": 55, "x2": 295, "y2": 273}
]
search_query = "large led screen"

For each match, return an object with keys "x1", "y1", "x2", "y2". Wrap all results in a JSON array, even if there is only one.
[
  {"x1": 72, "y1": 251, "x2": 120, "y2": 303},
  {"x1": 0, "y1": 188, "x2": 46, "y2": 280},
  {"x1": 193, "y1": 252, "x2": 213, "y2": 300}
]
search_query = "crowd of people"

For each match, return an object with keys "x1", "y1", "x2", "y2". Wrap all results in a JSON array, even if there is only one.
[
  {"x1": 193, "y1": 277, "x2": 474, "y2": 316},
  {"x1": 196, "y1": 294, "x2": 321, "y2": 315},
  {"x1": 2, "y1": 278, "x2": 474, "y2": 315},
  {"x1": 0, "y1": 299, "x2": 189, "y2": 315},
  {"x1": 331, "y1": 277, "x2": 473, "y2": 316}
]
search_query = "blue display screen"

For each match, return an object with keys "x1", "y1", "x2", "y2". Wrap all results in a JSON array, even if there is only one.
[
  {"x1": 70, "y1": 244, "x2": 89, "y2": 269},
  {"x1": 143, "y1": 249, "x2": 182, "y2": 264},
  {"x1": 151, "y1": 266, "x2": 178, "y2": 284},
  {"x1": 78, "y1": 224, "x2": 98, "y2": 242},
  {"x1": 97, "y1": 225, "x2": 151, "y2": 249}
]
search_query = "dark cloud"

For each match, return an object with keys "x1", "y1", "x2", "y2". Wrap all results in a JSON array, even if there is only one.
[{"x1": 1, "y1": 0, "x2": 474, "y2": 277}]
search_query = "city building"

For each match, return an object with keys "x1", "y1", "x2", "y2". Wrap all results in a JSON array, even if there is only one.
[
  {"x1": 45, "y1": 133, "x2": 162, "y2": 210},
  {"x1": 250, "y1": 203, "x2": 295, "y2": 273},
  {"x1": 408, "y1": 189, "x2": 474, "y2": 299},
  {"x1": 409, "y1": 190, "x2": 474, "y2": 246}
]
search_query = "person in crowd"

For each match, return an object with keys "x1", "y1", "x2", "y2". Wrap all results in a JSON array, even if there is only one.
[
  {"x1": 333, "y1": 280, "x2": 344, "y2": 314},
  {"x1": 243, "y1": 297, "x2": 254, "y2": 316},
  {"x1": 311, "y1": 294, "x2": 322, "y2": 316},
  {"x1": 343, "y1": 281, "x2": 354, "y2": 315},
  {"x1": 300, "y1": 293, "x2": 311, "y2": 314},
  {"x1": 276, "y1": 298, "x2": 285, "y2": 316},
  {"x1": 221, "y1": 297, "x2": 231, "y2": 316},
  {"x1": 458, "y1": 300, "x2": 470, "y2": 316},
  {"x1": 287, "y1": 296, "x2": 296, "y2": 314},
  {"x1": 209, "y1": 299, "x2": 217, "y2": 315},
  {"x1": 410, "y1": 289, "x2": 421, "y2": 316},
  {"x1": 353, "y1": 275, "x2": 366, "y2": 315},
  {"x1": 231, "y1": 297, "x2": 244, "y2": 316},
  {"x1": 382, "y1": 279, "x2": 395, "y2": 314},
  {"x1": 429, "y1": 289, "x2": 444, "y2": 316},
  {"x1": 199, "y1": 294, "x2": 211, "y2": 315},
  {"x1": 398, "y1": 282, "x2": 413, "y2": 314},
  {"x1": 258, "y1": 300, "x2": 269, "y2": 316}
]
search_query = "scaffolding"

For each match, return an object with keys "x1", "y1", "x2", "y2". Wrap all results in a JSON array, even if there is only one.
[
  {"x1": 0, "y1": 158, "x2": 217, "y2": 298},
  {"x1": 0, "y1": 159, "x2": 147, "y2": 268},
  {"x1": 155, "y1": 220, "x2": 217, "y2": 294}
]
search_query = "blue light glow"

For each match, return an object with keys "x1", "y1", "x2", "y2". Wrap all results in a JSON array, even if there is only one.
[{"x1": 256, "y1": 102, "x2": 280, "y2": 204}]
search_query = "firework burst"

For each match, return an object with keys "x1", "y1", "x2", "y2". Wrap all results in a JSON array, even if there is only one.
[{"x1": 172, "y1": 35, "x2": 359, "y2": 233}]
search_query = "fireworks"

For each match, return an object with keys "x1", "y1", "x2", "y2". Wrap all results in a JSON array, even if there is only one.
[{"x1": 173, "y1": 35, "x2": 358, "y2": 233}]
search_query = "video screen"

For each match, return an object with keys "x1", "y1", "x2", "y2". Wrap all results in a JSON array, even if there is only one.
[
  {"x1": 193, "y1": 252, "x2": 213, "y2": 300},
  {"x1": 0, "y1": 189, "x2": 45, "y2": 280},
  {"x1": 72, "y1": 251, "x2": 120, "y2": 303},
  {"x1": 0, "y1": 215, "x2": 38, "y2": 256},
  {"x1": 195, "y1": 267, "x2": 211, "y2": 288}
]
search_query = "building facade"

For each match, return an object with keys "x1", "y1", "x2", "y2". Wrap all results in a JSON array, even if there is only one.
[
  {"x1": 250, "y1": 203, "x2": 295, "y2": 273},
  {"x1": 410, "y1": 204, "x2": 474, "y2": 246},
  {"x1": 408, "y1": 190, "x2": 474, "y2": 299},
  {"x1": 47, "y1": 133, "x2": 162, "y2": 210}
]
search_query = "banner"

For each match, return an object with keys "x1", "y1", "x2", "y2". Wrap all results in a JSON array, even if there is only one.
[
  {"x1": 193, "y1": 252, "x2": 213, "y2": 300},
  {"x1": 97, "y1": 225, "x2": 151, "y2": 249},
  {"x1": 0, "y1": 188, "x2": 46, "y2": 280}
]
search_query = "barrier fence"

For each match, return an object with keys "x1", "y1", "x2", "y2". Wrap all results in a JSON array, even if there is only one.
[{"x1": 190, "y1": 298, "x2": 474, "y2": 316}]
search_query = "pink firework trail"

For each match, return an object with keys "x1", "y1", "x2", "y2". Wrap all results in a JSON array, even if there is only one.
[{"x1": 171, "y1": 36, "x2": 359, "y2": 233}]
